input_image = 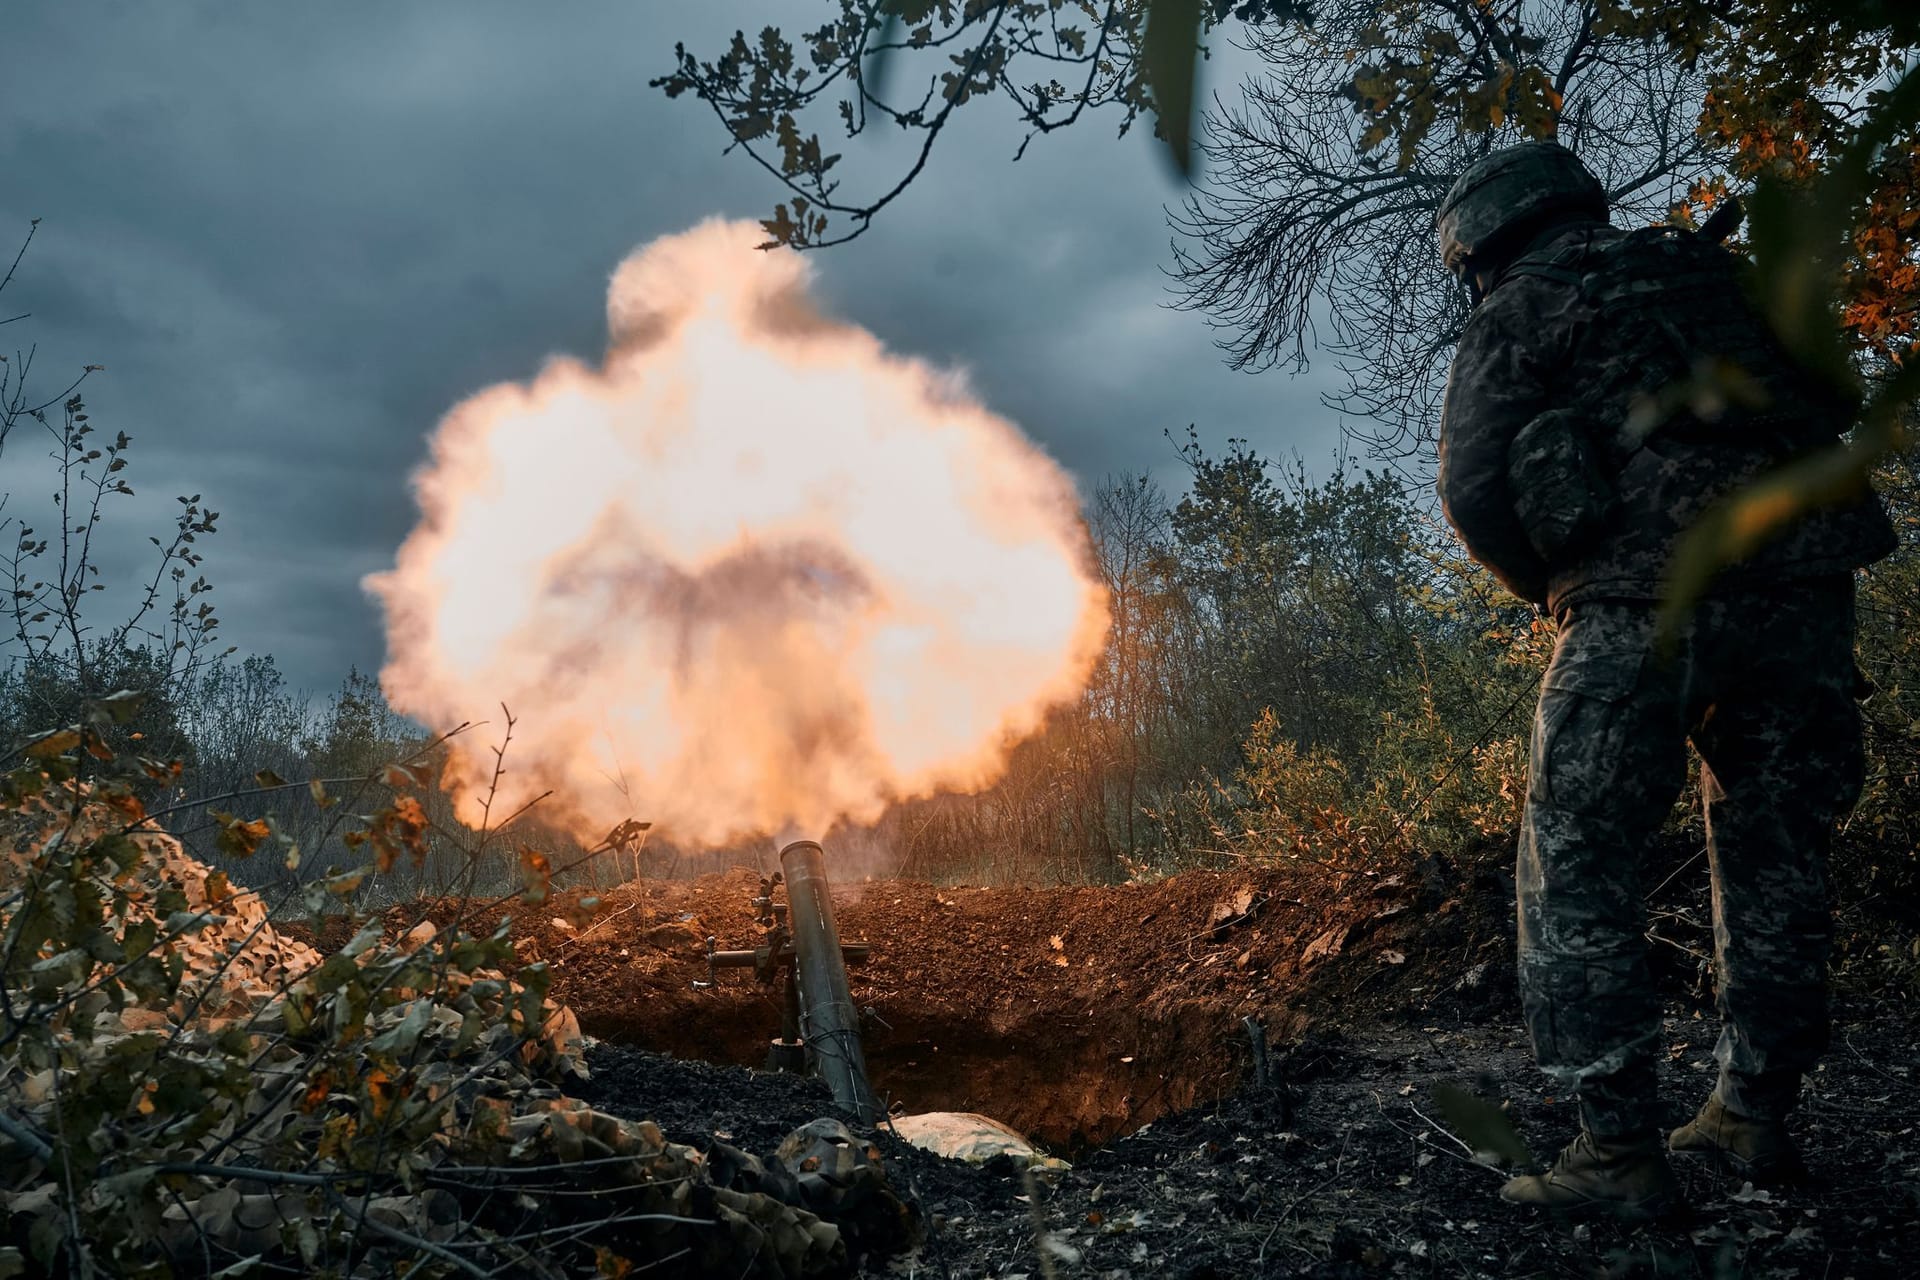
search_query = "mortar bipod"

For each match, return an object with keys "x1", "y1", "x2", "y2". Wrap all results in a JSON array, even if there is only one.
[{"x1": 691, "y1": 870, "x2": 872, "y2": 1078}]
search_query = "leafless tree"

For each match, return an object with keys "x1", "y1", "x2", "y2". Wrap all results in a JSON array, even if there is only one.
[{"x1": 1171, "y1": 1, "x2": 1723, "y2": 457}]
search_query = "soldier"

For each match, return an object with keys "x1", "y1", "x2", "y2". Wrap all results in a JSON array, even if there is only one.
[{"x1": 1433, "y1": 141, "x2": 1897, "y2": 1219}]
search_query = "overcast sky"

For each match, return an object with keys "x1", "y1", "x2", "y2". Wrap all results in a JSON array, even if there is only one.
[{"x1": 2, "y1": 2, "x2": 1345, "y2": 696}]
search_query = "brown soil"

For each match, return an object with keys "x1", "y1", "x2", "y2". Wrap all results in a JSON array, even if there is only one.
[
  {"x1": 281, "y1": 850, "x2": 1920, "y2": 1277},
  {"x1": 288, "y1": 852, "x2": 1514, "y2": 1151}
]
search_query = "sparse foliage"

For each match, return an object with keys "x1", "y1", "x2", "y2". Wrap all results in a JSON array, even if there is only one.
[
  {"x1": 893, "y1": 441, "x2": 1547, "y2": 882},
  {"x1": 652, "y1": 1, "x2": 1313, "y2": 249},
  {"x1": 1, "y1": 244, "x2": 231, "y2": 760}
]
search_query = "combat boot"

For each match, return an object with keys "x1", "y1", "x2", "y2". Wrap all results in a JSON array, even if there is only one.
[
  {"x1": 1669, "y1": 1095, "x2": 1809, "y2": 1186},
  {"x1": 1499, "y1": 1131, "x2": 1682, "y2": 1221}
]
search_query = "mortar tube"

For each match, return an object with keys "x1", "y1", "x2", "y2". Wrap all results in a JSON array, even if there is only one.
[{"x1": 779, "y1": 839, "x2": 881, "y2": 1125}]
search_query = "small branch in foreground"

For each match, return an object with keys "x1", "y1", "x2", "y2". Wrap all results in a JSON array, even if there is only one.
[
  {"x1": 154, "y1": 1162, "x2": 374, "y2": 1188},
  {"x1": 331, "y1": 1192, "x2": 491, "y2": 1280},
  {"x1": 0, "y1": 1109, "x2": 53, "y2": 1162}
]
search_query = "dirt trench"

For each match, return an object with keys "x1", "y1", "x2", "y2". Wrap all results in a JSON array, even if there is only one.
[
  {"x1": 286, "y1": 855, "x2": 1920, "y2": 1278},
  {"x1": 474, "y1": 860, "x2": 1509, "y2": 1150}
]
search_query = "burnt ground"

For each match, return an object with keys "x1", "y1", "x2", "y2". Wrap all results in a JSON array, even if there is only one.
[
  {"x1": 575, "y1": 998, "x2": 1920, "y2": 1279},
  {"x1": 290, "y1": 850, "x2": 1920, "y2": 1277}
]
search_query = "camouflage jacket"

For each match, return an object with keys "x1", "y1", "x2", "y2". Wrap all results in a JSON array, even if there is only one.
[{"x1": 1437, "y1": 223, "x2": 1897, "y2": 610}]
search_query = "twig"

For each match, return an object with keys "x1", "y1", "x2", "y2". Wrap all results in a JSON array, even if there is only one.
[
  {"x1": 0, "y1": 220, "x2": 37, "y2": 300},
  {"x1": 1022, "y1": 1164, "x2": 1062, "y2": 1280},
  {"x1": 1403, "y1": 1098, "x2": 1475, "y2": 1157},
  {"x1": 436, "y1": 1213, "x2": 714, "y2": 1248},
  {"x1": 557, "y1": 894, "x2": 648, "y2": 955},
  {"x1": 47, "y1": 1047, "x2": 87, "y2": 1273},
  {"x1": 332, "y1": 1191, "x2": 491, "y2": 1280},
  {"x1": 0, "y1": 1109, "x2": 53, "y2": 1161},
  {"x1": 156, "y1": 1162, "x2": 375, "y2": 1188},
  {"x1": 1645, "y1": 846, "x2": 1707, "y2": 900},
  {"x1": 1645, "y1": 928, "x2": 1710, "y2": 964},
  {"x1": 1255, "y1": 1170, "x2": 1345, "y2": 1267},
  {"x1": 1845, "y1": 1030, "x2": 1920, "y2": 1093},
  {"x1": 1392, "y1": 1096, "x2": 1510, "y2": 1179}
]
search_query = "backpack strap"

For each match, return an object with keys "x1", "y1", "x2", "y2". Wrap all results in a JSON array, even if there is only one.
[
  {"x1": 1495, "y1": 227, "x2": 1610, "y2": 291},
  {"x1": 1501, "y1": 261, "x2": 1584, "y2": 288}
]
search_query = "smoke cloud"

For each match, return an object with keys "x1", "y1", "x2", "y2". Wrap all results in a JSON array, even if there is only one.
[{"x1": 367, "y1": 220, "x2": 1109, "y2": 848}]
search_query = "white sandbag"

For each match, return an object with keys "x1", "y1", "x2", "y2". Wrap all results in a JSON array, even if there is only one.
[{"x1": 889, "y1": 1111, "x2": 1062, "y2": 1169}]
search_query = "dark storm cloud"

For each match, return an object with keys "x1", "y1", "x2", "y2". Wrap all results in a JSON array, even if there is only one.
[{"x1": 1, "y1": 1, "x2": 1343, "y2": 695}]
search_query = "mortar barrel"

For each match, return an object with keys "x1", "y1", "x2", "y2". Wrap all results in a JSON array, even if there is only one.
[{"x1": 779, "y1": 839, "x2": 881, "y2": 1124}]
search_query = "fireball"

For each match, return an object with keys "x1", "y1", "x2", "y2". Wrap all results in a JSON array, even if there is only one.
[{"x1": 367, "y1": 220, "x2": 1109, "y2": 848}]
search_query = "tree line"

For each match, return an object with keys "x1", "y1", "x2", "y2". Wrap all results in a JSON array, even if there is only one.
[{"x1": 888, "y1": 443, "x2": 1916, "y2": 890}]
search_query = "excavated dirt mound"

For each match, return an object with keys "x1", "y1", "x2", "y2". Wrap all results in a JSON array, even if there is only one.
[
  {"x1": 284, "y1": 856, "x2": 1920, "y2": 1276},
  {"x1": 293, "y1": 855, "x2": 1514, "y2": 1150}
]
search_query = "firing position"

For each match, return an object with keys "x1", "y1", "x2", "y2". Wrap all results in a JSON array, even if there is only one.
[{"x1": 1432, "y1": 141, "x2": 1897, "y2": 1218}]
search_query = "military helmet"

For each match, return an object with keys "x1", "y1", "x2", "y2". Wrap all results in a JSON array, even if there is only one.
[{"x1": 1435, "y1": 141, "x2": 1608, "y2": 280}]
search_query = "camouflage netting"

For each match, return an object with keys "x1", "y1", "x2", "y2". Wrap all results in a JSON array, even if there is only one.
[{"x1": 0, "y1": 765, "x2": 909, "y2": 1279}]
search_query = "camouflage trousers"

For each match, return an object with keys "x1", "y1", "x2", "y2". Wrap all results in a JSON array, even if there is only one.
[{"x1": 1518, "y1": 577, "x2": 1864, "y2": 1138}]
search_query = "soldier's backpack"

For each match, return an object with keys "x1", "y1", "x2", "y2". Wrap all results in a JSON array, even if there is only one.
[{"x1": 1501, "y1": 224, "x2": 1854, "y2": 561}]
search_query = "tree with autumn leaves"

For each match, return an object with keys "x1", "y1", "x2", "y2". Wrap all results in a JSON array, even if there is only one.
[
  {"x1": 659, "y1": 0, "x2": 1916, "y2": 633},
  {"x1": 656, "y1": 0, "x2": 1920, "y2": 877},
  {"x1": 657, "y1": 1, "x2": 1916, "y2": 442}
]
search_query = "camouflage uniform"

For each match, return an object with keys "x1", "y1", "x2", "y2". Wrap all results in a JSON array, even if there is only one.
[
  {"x1": 1438, "y1": 218, "x2": 1896, "y2": 1139},
  {"x1": 1521, "y1": 582, "x2": 1863, "y2": 1134},
  {"x1": 1438, "y1": 221, "x2": 1893, "y2": 616}
]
